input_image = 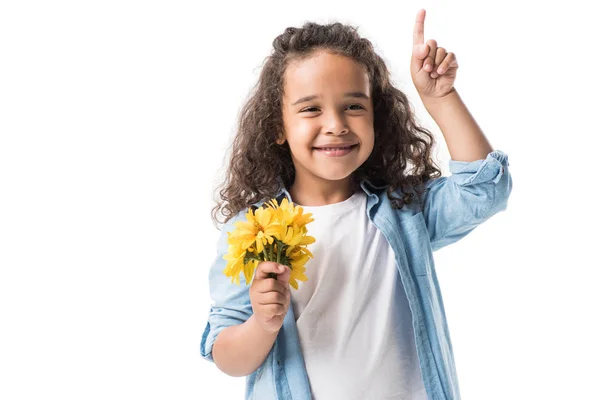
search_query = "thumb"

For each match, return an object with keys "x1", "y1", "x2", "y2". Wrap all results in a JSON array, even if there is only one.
[
  {"x1": 254, "y1": 261, "x2": 284, "y2": 280},
  {"x1": 411, "y1": 43, "x2": 429, "y2": 69},
  {"x1": 276, "y1": 264, "x2": 291, "y2": 286}
]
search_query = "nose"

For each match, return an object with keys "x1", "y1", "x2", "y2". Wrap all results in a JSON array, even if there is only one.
[{"x1": 324, "y1": 110, "x2": 349, "y2": 135}]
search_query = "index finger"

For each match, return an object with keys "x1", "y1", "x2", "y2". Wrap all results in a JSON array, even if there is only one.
[{"x1": 413, "y1": 8, "x2": 426, "y2": 45}]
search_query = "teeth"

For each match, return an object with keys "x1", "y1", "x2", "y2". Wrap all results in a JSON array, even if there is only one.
[{"x1": 319, "y1": 146, "x2": 351, "y2": 150}]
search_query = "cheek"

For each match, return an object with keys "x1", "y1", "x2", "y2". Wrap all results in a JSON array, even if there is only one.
[
  {"x1": 293, "y1": 118, "x2": 318, "y2": 134},
  {"x1": 361, "y1": 139, "x2": 375, "y2": 159},
  {"x1": 360, "y1": 135, "x2": 376, "y2": 160},
  {"x1": 286, "y1": 122, "x2": 318, "y2": 146}
]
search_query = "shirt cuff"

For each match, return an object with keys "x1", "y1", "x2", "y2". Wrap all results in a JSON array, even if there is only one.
[{"x1": 448, "y1": 150, "x2": 509, "y2": 186}]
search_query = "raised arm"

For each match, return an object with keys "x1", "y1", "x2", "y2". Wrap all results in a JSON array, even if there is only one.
[{"x1": 410, "y1": 8, "x2": 494, "y2": 162}]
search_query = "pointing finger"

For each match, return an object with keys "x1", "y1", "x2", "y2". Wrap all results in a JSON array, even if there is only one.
[{"x1": 413, "y1": 8, "x2": 426, "y2": 46}]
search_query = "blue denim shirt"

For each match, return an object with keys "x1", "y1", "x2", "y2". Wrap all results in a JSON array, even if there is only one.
[{"x1": 201, "y1": 150, "x2": 512, "y2": 399}]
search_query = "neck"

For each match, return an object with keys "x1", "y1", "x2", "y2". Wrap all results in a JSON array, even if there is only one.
[{"x1": 288, "y1": 176, "x2": 356, "y2": 206}]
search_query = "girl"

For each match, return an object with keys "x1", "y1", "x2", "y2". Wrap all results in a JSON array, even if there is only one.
[{"x1": 201, "y1": 9, "x2": 512, "y2": 400}]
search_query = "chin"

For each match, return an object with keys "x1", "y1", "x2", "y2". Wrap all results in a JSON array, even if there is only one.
[{"x1": 315, "y1": 171, "x2": 355, "y2": 182}]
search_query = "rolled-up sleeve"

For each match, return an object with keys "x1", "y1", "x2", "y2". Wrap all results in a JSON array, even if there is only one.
[
  {"x1": 200, "y1": 213, "x2": 254, "y2": 363},
  {"x1": 420, "y1": 150, "x2": 513, "y2": 252}
]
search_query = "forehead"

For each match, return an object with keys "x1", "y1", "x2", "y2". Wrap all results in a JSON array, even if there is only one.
[{"x1": 283, "y1": 51, "x2": 370, "y2": 99}]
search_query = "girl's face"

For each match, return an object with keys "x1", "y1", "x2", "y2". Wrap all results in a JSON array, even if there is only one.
[{"x1": 279, "y1": 50, "x2": 375, "y2": 195}]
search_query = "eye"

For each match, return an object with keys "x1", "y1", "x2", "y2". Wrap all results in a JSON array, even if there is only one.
[
  {"x1": 347, "y1": 104, "x2": 364, "y2": 110},
  {"x1": 299, "y1": 104, "x2": 365, "y2": 113}
]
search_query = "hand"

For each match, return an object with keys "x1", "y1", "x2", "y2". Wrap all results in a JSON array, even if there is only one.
[
  {"x1": 250, "y1": 261, "x2": 292, "y2": 333},
  {"x1": 410, "y1": 8, "x2": 459, "y2": 100}
]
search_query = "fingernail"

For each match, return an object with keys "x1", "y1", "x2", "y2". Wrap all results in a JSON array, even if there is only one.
[
  {"x1": 437, "y1": 66, "x2": 444, "y2": 74},
  {"x1": 424, "y1": 64, "x2": 431, "y2": 71}
]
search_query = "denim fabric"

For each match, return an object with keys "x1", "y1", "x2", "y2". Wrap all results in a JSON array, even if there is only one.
[{"x1": 201, "y1": 150, "x2": 512, "y2": 399}]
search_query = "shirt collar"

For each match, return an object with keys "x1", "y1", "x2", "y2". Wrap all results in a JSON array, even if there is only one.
[{"x1": 274, "y1": 177, "x2": 385, "y2": 203}]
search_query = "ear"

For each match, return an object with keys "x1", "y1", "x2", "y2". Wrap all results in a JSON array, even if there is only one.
[{"x1": 276, "y1": 134, "x2": 286, "y2": 145}]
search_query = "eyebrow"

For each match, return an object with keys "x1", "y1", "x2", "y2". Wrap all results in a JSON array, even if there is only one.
[{"x1": 291, "y1": 92, "x2": 369, "y2": 106}]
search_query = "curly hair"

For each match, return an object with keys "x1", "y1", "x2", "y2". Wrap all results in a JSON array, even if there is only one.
[{"x1": 211, "y1": 21, "x2": 442, "y2": 226}]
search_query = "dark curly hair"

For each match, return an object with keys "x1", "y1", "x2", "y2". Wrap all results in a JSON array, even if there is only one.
[{"x1": 211, "y1": 21, "x2": 442, "y2": 226}]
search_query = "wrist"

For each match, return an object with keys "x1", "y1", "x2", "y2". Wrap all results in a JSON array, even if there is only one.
[
  {"x1": 420, "y1": 87, "x2": 458, "y2": 110},
  {"x1": 248, "y1": 313, "x2": 280, "y2": 336}
]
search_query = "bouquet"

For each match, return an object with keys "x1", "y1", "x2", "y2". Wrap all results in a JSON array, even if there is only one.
[{"x1": 222, "y1": 197, "x2": 316, "y2": 290}]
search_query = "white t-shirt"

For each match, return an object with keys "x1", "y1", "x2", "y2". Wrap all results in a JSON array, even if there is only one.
[{"x1": 290, "y1": 190, "x2": 428, "y2": 400}]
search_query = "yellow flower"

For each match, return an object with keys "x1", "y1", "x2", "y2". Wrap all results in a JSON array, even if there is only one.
[
  {"x1": 286, "y1": 246, "x2": 313, "y2": 290},
  {"x1": 268, "y1": 198, "x2": 315, "y2": 230},
  {"x1": 228, "y1": 206, "x2": 281, "y2": 253},
  {"x1": 222, "y1": 243, "x2": 245, "y2": 285},
  {"x1": 223, "y1": 242, "x2": 261, "y2": 285},
  {"x1": 223, "y1": 197, "x2": 316, "y2": 290}
]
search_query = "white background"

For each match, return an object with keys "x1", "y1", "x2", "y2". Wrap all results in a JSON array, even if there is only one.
[{"x1": 1, "y1": 1, "x2": 599, "y2": 399}]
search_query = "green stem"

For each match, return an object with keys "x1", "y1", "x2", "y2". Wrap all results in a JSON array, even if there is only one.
[
  {"x1": 264, "y1": 247, "x2": 277, "y2": 280},
  {"x1": 277, "y1": 240, "x2": 283, "y2": 264}
]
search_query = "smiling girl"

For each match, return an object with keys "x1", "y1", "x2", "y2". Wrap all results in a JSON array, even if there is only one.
[{"x1": 201, "y1": 9, "x2": 512, "y2": 400}]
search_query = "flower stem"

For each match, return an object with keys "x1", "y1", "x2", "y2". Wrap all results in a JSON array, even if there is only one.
[{"x1": 264, "y1": 247, "x2": 277, "y2": 280}]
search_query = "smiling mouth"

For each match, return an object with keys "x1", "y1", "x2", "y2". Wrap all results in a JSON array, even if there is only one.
[
  {"x1": 313, "y1": 144, "x2": 358, "y2": 151},
  {"x1": 312, "y1": 144, "x2": 358, "y2": 157}
]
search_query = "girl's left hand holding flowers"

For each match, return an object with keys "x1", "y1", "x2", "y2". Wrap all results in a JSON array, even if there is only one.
[{"x1": 410, "y1": 8, "x2": 459, "y2": 100}]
